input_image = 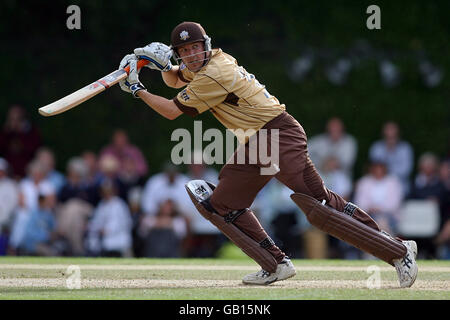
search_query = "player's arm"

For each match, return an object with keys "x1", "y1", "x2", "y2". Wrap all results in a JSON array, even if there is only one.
[
  {"x1": 161, "y1": 65, "x2": 188, "y2": 89},
  {"x1": 136, "y1": 90, "x2": 182, "y2": 120}
]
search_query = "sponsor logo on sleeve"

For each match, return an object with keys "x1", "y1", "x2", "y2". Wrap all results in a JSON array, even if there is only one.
[{"x1": 180, "y1": 88, "x2": 190, "y2": 101}]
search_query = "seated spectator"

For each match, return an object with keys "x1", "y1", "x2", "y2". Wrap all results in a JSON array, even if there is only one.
[
  {"x1": 369, "y1": 121, "x2": 414, "y2": 196},
  {"x1": 100, "y1": 129, "x2": 148, "y2": 180},
  {"x1": 97, "y1": 153, "x2": 128, "y2": 201},
  {"x1": 86, "y1": 179, "x2": 133, "y2": 257},
  {"x1": 318, "y1": 156, "x2": 353, "y2": 258},
  {"x1": 56, "y1": 157, "x2": 95, "y2": 256},
  {"x1": 141, "y1": 162, "x2": 192, "y2": 218},
  {"x1": 19, "y1": 160, "x2": 55, "y2": 211},
  {"x1": 118, "y1": 155, "x2": 147, "y2": 194},
  {"x1": 434, "y1": 159, "x2": 450, "y2": 259},
  {"x1": 187, "y1": 150, "x2": 219, "y2": 183},
  {"x1": 308, "y1": 117, "x2": 357, "y2": 180},
  {"x1": 253, "y1": 179, "x2": 305, "y2": 258},
  {"x1": 353, "y1": 161, "x2": 404, "y2": 235},
  {"x1": 183, "y1": 151, "x2": 223, "y2": 258},
  {"x1": 35, "y1": 147, "x2": 66, "y2": 193},
  {"x1": 0, "y1": 158, "x2": 19, "y2": 255},
  {"x1": 58, "y1": 157, "x2": 97, "y2": 205},
  {"x1": 19, "y1": 185, "x2": 63, "y2": 256},
  {"x1": 82, "y1": 150, "x2": 102, "y2": 187},
  {"x1": 410, "y1": 152, "x2": 446, "y2": 202},
  {"x1": 408, "y1": 152, "x2": 446, "y2": 258},
  {"x1": 320, "y1": 156, "x2": 353, "y2": 201},
  {"x1": 128, "y1": 187, "x2": 145, "y2": 257},
  {"x1": 0, "y1": 105, "x2": 42, "y2": 179},
  {"x1": 139, "y1": 198, "x2": 187, "y2": 258},
  {"x1": 8, "y1": 194, "x2": 29, "y2": 255}
]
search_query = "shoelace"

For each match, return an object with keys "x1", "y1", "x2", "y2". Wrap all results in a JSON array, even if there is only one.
[
  {"x1": 256, "y1": 270, "x2": 271, "y2": 278},
  {"x1": 402, "y1": 253, "x2": 412, "y2": 269}
]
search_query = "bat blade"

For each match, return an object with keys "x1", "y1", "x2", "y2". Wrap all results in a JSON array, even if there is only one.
[{"x1": 38, "y1": 59, "x2": 149, "y2": 117}]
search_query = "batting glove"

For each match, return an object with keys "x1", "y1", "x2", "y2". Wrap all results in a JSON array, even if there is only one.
[
  {"x1": 134, "y1": 42, "x2": 173, "y2": 72},
  {"x1": 118, "y1": 54, "x2": 146, "y2": 98}
]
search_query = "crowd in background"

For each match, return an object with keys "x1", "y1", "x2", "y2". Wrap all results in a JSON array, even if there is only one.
[{"x1": 0, "y1": 104, "x2": 449, "y2": 260}]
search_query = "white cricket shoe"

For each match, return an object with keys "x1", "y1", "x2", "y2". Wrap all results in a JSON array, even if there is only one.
[
  {"x1": 403, "y1": 240, "x2": 418, "y2": 258},
  {"x1": 393, "y1": 240, "x2": 418, "y2": 288},
  {"x1": 242, "y1": 257, "x2": 296, "y2": 285}
]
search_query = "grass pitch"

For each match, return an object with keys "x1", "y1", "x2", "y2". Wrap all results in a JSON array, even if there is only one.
[{"x1": 0, "y1": 256, "x2": 449, "y2": 300}]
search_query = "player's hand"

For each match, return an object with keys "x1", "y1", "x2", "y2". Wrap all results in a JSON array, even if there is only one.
[
  {"x1": 134, "y1": 42, "x2": 173, "y2": 72},
  {"x1": 118, "y1": 53, "x2": 136, "y2": 94},
  {"x1": 118, "y1": 54, "x2": 146, "y2": 97}
]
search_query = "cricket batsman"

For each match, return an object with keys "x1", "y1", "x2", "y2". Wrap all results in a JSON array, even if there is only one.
[{"x1": 118, "y1": 21, "x2": 418, "y2": 287}]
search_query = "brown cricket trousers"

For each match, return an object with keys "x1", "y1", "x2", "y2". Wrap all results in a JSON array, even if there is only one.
[{"x1": 209, "y1": 111, "x2": 381, "y2": 262}]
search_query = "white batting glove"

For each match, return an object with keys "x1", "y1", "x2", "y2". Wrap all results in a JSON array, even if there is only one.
[
  {"x1": 134, "y1": 42, "x2": 173, "y2": 72},
  {"x1": 118, "y1": 54, "x2": 146, "y2": 97}
]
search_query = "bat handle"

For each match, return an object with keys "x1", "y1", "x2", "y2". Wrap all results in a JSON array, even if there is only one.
[{"x1": 123, "y1": 59, "x2": 150, "y2": 74}]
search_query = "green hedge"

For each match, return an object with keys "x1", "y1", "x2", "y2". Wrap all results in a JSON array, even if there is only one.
[{"x1": 1, "y1": 1, "x2": 448, "y2": 178}]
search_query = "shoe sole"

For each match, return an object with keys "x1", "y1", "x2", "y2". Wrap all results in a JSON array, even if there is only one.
[
  {"x1": 400, "y1": 263, "x2": 418, "y2": 288},
  {"x1": 242, "y1": 270, "x2": 296, "y2": 286},
  {"x1": 242, "y1": 278, "x2": 278, "y2": 286}
]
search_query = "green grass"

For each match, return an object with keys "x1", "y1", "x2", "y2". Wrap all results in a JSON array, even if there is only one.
[{"x1": 0, "y1": 257, "x2": 449, "y2": 300}]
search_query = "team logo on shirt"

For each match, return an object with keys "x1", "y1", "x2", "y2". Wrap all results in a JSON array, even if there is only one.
[
  {"x1": 180, "y1": 88, "x2": 190, "y2": 101},
  {"x1": 180, "y1": 30, "x2": 190, "y2": 41}
]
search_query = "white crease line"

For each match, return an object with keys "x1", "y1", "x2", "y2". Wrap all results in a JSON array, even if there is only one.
[
  {"x1": 0, "y1": 278, "x2": 448, "y2": 291},
  {"x1": 0, "y1": 264, "x2": 448, "y2": 272}
]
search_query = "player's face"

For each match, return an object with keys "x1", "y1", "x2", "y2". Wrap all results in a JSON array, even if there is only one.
[{"x1": 177, "y1": 41, "x2": 207, "y2": 72}]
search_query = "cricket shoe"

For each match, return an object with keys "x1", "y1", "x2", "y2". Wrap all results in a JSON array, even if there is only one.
[
  {"x1": 393, "y1": 240, "x2": 418, "y2": 288},
  {"x1": 242, "y1": 257, "x2": 296, "y2": 285}
]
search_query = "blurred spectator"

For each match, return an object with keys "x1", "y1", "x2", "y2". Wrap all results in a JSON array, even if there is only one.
[
  {"x1": 128, "y1": 187, "x2": 145, "y2": 257},
  {"x1": 100, "y1": 129, "x2": 148, "y2": 180},
  {"x1": 187, "y1": 151, "x2": 219, "y2": 182},
  {"x1": 139, "y1": 198, "x2": 187, "y2": 257},
  {"x1": 118, "y1": 155, "x2": 147, "y2": 192},
  {"x1": 86, "y1": 179, "x2": 133, "y2": 257},
  {"x1": 19, "y1": 160, "x2": 55, "y2": 211},
  {"x1": 308, "y1": 117, "x2": 357, "y2": 179},
  {"x1": 141, "y1": 162, "x2": 192, "y2": 218},
  {"x1": 353, "y1": 161, "x2": 404, "y2": 235},
  {"x1": 410, "y1": 152, "x2": 446, "y2": 202},
  {"x1": 408, "y1": 153, "x2": 446, "y2": 258},
  {"x1": 18, "y1": 185, "x2": 62, "y2": 256},
  {"x1": 253, "y1": 179, "x2": 305, "y2": 258},
  {"x1": 82, "y1": 150, "x2": 102, "y2": 187},
  {"x1": 369, "y1": 121, "x2": 414, "y2": 195},
  {"x1": 0, "y1": 158, "x2": 19, "y2": 254},
  {"x1": 97, "y1": 154, "x2": 127, "y2": 201},
  {"x1": 0, "y1": 105, "x2": 42, "y2": 179},
  {"x1": 183, "y1": 151, "x2": 223, "y2": 257},
  {"x1": 317, "y1": 156, "x2": 353, "y2": 258},
  {"x1": 58, "y1": 157, "x2": 96, "y2": 205},
  {"x1": 8, "y1": 194, "x2": 29, "y2": 255},
  {"x1": 320, "y1": 156, "x2": 353, "y2": 201},
  {"x1": 434, "y1": 159, "x2": 450, "y2": 259},
  {"x1": 8, "y1": 161, "x2": 55, "y2": 255},
  {"x1": 35, "y1": 147, "x2": 66, "y2": 193},
  {"x1": 56, "y1": 157, "x2": 95, "y2": 256}
]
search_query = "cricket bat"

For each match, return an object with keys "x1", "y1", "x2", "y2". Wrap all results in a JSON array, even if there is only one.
[{"x1": 38, "y1": 59, "x2": 149, "y2": 117}]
